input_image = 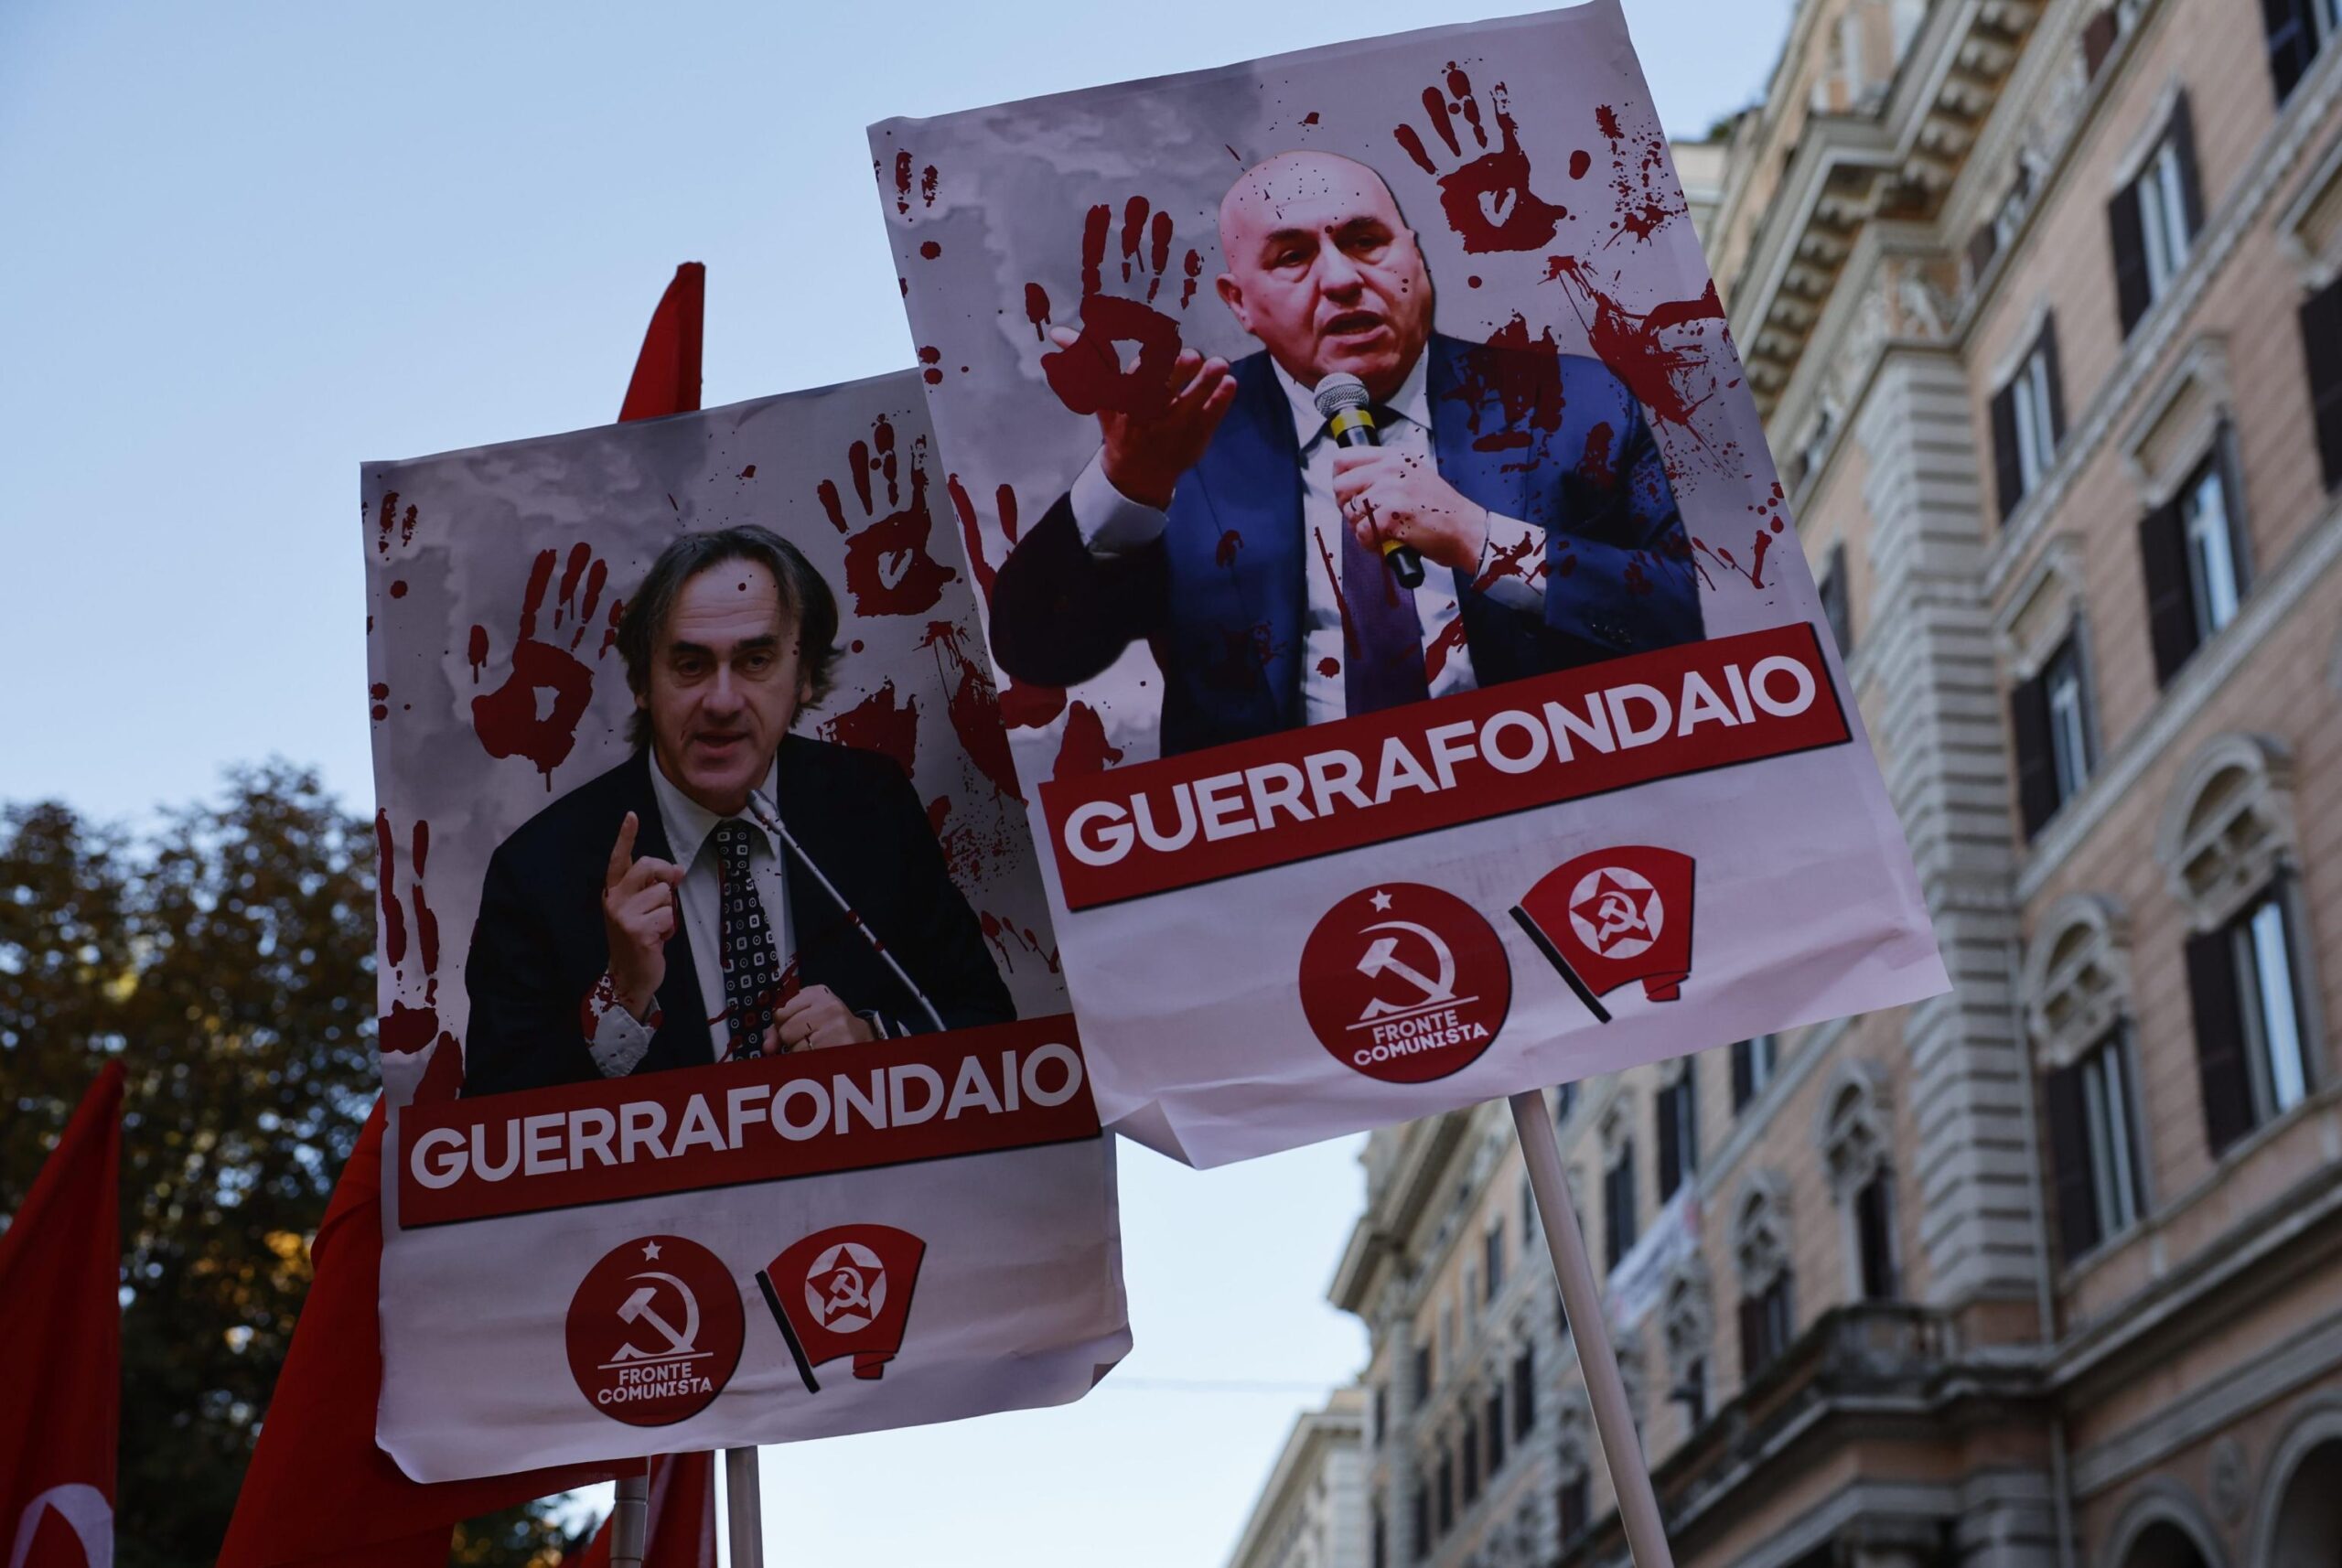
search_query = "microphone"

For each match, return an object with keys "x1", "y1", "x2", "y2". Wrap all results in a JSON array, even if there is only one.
[
  {"x1": 746, "y1": 788, "x2": 949, "y2": 1036},
  {"x1": 1314, "y1": 371, "x2": 1425, "y2": 590}
]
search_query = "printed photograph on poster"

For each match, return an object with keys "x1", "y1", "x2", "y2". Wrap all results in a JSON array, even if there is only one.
[
  {"x1": 360, "y1": 373, "x2": 1129, "y2": 1480},
  {"x1": 876, "y1": 0, "x2": 1949, "y2": 1167}
]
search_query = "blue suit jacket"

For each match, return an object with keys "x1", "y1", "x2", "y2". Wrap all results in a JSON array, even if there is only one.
[{"x1": 990, "y1": 335, "x2": 1702, "y2": 757}]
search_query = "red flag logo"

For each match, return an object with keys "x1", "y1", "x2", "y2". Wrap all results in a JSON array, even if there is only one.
[
  {"x1": 756, "y1": 1225, "x2": 927, "y2": 1392},
  {"x1": 1511, "y1": 846, "x2": 1696, "y2": 1022}
]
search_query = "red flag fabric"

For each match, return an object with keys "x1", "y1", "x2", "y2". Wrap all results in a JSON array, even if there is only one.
[
  {"x1": 1, "y1": 1061, "x2": 124, "y2": 1568},
  {"x1": 757, "y1": 1225, "x2": 928, "y2": 1387},
  {"x1": 575, "y1": 1453, "x2": 716, "y2": 1568},
  {"x1": 618, "y1": 263, "x2": 706, "y2": 423},
  {"x1": 216, "y1": 1103, "x2": 622, "y2": 1568}
]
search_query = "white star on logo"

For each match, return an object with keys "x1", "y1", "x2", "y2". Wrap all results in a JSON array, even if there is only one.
[
  {"x1": 1370, "y1": 889, "x2": 1394, "y2": 912},
  {"x1": 640, "y1": 1240, "x2": 662, "y2": 1261}
]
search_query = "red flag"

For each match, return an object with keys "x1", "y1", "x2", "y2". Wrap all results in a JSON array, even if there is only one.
[
  {"x1": 1, "y1": 1061, "x2": 124, "y2": 1568},
  {"x1": 217, "y1": 1103, "x2": 622, "y2": 1568},
  {"x1": 618, "y1": 263, "x2": 705, "y2": 423},
  {"x1": 1511, "y1": 845, "x2": 1698, "y2": 1023},
  {"x1": 755, "y1": 1225, "x2": 928, "y2": 1389},
  {"x1": 575, "y1": 1453, "x2": 716, "y2": 1568}
]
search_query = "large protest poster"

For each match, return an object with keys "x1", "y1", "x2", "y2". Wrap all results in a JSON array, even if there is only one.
[
  {"x1": 361, "y1": 374, "x2": 1129, "y2": 1480},
  {"x1": 876, "y1": 0, "x2": 1948, "y2": 1168}
]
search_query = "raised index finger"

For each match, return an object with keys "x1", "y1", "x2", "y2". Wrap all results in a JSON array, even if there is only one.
[{"x1": 606, "y1": 811, "x2": 639, "y2": 891}]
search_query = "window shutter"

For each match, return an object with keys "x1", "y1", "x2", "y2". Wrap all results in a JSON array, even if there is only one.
[
  {"x1": 2041, "y1": 316, "x2": 2068, "y2": 445},
  {"x1": 2138, "y1": 495, "x2": 2198, "y2": 685},
  {"x1": 1992, "y1": 381, "x2": 2025, "y2": 521},
  {"x1": 2185, "y1": 928, "x2": 2255, "y2": 1155},
  {"x1": 2009, "y1": 671, "x2": 2059, "y2": 840},
  {"x1": 2302, "y1": 279, "x2": 2342, "y2": 492},
  {"x1": 2043, "y1": 1060, "x2": 2100, "y2": 1262},
  {"x1": 2261, "y1": 0, "x2": 2316, "y2": 105},
  {"x1": 1732, "y1": 1038, "x2": 1755, "y2": 1109},
  {"x1": 1656, "y1": 1085, "x2": 1681, "y2": 1201},
  {"x1": 2081, "y1": 6, "x2": 2120, "y2": 77},
  {"x1": 2110, "y1": 183, "x2": 2151, "y2": 338},
  {"x1": 2169, "y1": 93, "x2": 2205, "y2": 238}
]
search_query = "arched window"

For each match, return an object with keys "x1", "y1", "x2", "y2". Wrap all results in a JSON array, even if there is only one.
[
  {"x1": 2157, "y1": 735, "x2": 2320, "y2": 1156},
  {"x1": 1818, "y1": 1062, "x2": 1898, "y2": 1299},
  {"x1": 1554, "y1": 1393, "x2": 1592, "y2": 1543},
  {"x1": 2025, "y1": 897, "x2": 2149, "y2": 1262},
  {"x1": 1734, "y1": 1174, "x2": 1795, "y2": 1381},
  {"x1": 1660, "y1": 1260, "x2": 1714, "y2": 1428},
  {"x1": 1601, "y1": 1099, "x2": 1638, "y2": 1270}
]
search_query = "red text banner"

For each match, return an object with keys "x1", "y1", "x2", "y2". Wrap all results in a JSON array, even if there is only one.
[
  {"x1": 1038, "y1": 625, "x2": 1851, "y2": 908},
  {"x1": 397, "y1": 1015, "x2": 1097, "y2": 1227}
]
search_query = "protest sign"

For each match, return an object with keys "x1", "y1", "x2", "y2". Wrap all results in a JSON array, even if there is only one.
[
  {"x1": 361, "y1": 374, "x2": 1128, "y2": 1481},
  {"x1": 873, "y1": 0, "x2": 1949, "y2": 1169}
]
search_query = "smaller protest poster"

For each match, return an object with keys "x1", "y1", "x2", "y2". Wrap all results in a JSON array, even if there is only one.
[
  {"x1": 362, "y1": 373, "x2": 1128, "y2": 1479},
  {"x1": 875, "y1": 0, "x2": 1948, "y2": 1167}
]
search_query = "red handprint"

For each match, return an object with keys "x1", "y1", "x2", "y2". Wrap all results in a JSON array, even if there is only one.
[
  {"x1": 470, "y1": 542, "x2": 623, "y2": 787},
  {"x1": 1393, "y1": 65, "x2": 1572, "y2": 254},
  {"x1": 814, "y1": 414, "x2": 958, "y2": 618},
  {"x1": 941, "y1": 475, "x2": 1068, "y2": 731},
  {"x1": 1031, "y1": 197, "x2": 1205, "y2": 418},
  {"x1": 375, "y1": 811, "x2": 466, "y2": 1103}
]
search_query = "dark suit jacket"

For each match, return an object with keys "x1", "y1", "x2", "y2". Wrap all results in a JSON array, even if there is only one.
[
  {"x1": 990, "y1": 335, "x2": 1702, "y2": 756},
  {"x1": 459, "y1": 736, "x2": 1014, "y2": 1097}
]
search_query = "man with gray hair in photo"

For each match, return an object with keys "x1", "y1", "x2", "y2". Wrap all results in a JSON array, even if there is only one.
[{"x1": 460, "y1": 526, "x2": 1013, "y2": 1098}]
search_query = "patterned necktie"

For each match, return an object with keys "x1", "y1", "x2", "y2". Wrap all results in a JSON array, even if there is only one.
[
  {"x1": 712, "y1": 819, "x2": 782, "y2": 1060},
  {"x1": 1335, "y1": 413, "x2": 1432, "y2": 716}
]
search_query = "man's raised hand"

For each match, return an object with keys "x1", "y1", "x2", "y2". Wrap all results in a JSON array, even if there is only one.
[
  {"x1": 1335, "y1": 446, "x2": 1490, "y2": 573},
  {"x1": 759, "y1": 984, "x2": 877, "y2": 1054},
  {"x1": 601, "y1": 811, "x2": 683, "y2": 1021},
  {"x1": 1054, "y1": 331, "x2": 1238, "y2": 510}
]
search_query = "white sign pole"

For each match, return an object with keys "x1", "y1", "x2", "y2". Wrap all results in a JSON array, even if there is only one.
[
  {"x1": 725, "y1": 1447, "x2": 766, "y2": 1568},
  {"x1": 609, "y1": 1468, "x2": 649, "y2": 1568},
  {"x1": 1509, "y1": 1090, "x2": 1676, "y2": 1568}
]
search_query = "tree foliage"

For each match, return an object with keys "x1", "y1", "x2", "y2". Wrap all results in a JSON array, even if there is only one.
[{"x1": 0, "y1": 765, "x2": 585, "y2": 1567}]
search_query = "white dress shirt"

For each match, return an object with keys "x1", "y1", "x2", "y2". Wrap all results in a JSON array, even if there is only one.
[
  {"x1": 1068, "y1": 349, "x2": 1545, "y2": 724},
  {"x1": 586, "y1": 755, "x2": 796, "y2": 1077}
]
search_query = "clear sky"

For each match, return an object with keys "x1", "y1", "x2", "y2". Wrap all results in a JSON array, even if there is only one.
[{"x1": 0, "y1": 2, "x2": 1790, "y2": 1562}]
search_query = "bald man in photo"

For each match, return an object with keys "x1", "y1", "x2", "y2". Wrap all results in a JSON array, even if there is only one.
[{"x1": 989, "y1": 151, "x2": 1703, "y2": 758}]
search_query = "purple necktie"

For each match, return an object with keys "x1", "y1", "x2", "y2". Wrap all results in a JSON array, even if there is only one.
[{"x1": 1338, "y1": 444, "x2": 1431, "y2": 716}]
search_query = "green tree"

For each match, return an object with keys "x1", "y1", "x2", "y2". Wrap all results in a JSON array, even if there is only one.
[{"x1": 1, "y1": 765, "x2": 586, "y2": 1567}]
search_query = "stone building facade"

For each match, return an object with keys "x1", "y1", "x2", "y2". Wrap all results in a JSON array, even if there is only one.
[
  {"x1": 1227, "y1": 1388, "x2": 1373, "y2": 1568},
  {"x1": 1325, "y1": 2, "x2": 2342, "y2": 1566}
]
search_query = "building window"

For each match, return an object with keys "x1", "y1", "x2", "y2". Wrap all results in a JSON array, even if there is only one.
[
  {"x1": 1992, "y1": 319, "x2": 2067, "y2": 521},
  {"x1": 1373, "y1": 1509, "x2": 1388, "y2": 1568},
  {"x1": 1556, "y1": 1398, "x2": 1593, "y2": 1541},
  {"x1": 1733, "y1": 1178, "x2": 1795, "y2": 1382},
  {"x1": 1731, "y1": 1035, "x2": 1777, "y2": 1112},
  {"x1": 1485, "y1": 1224, "x2": 1505, "y2": 1304},
  {"x1": 1820, "y1": 1067, "x2": 1897, "y2": 1300},
  {"x1": 1413, "y1": 1340, "x2": 1433, "y2": 1406},
  {"x1": 1485, "y1": 1388, "x2": 1506, "y2": 1475},
  {"x1": 1436, "y1": 1447, "x2": 1454, "y2": 1535},
  {"x1": 2045, "y1": 1031, "x2": 2148, "y2": 1261},
  {"x1": 1413, "y1": 1478, "x2": 1430, "y2": 1562},
  {"x1": 1510, "y1": 1346, "x2": 1535, "y2": 1440},
  {"x1": 1818, "y1": 541, "x2": 1853, "y2": 658},
  {"x1": 1520, "y1": 1173, "x2": 1537, "y2": 1249},
  {"x1": 1440, "y1": 1304, "x2": 1456, "y2": 1380},
  {"x1": 1461, "y1": 1422, "x2": 1480, "y2": 1507},
  {"x1": 1656, "y1": 1064, "x2": 1699, "y2": 1202},
  {"x1": 1558, "y1": 1474, "x2": 1591, "y2": 1543},
  {"x1": 2011, "y1": 633, "x2": 2095, "y2": 839},
  {"x1": 2302, "y1": 275, "x2": 2342, "y2": 492},
  {"x1": 2189, "y1": 885, "x2": 2315, "y2": 1155},
  {"x1": 1660, "y1": 1266, "x2": 1713, "y2": 1432},
  {"x1": 2140, "y1": 438, "x2": 2248, "y2": 685},
  {"x1": 1373, "y1": 1383, "x2": 1387, "y2": 1446},
  {"x1": 1554, "y1": 1079, "x2": 1577, "y2": 1124},
  {"x1": 2263, "y1": 0, "x2": 2342, "y2": 104},
  {"x1": 2111, "y1": 99, "x2": 2203, "y2": 337},
  {"x1": 1604, "y1": 1142, "x2": 1638, "y2": 1271}
]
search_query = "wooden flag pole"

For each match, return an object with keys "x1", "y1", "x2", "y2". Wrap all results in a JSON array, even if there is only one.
[
  {"x1": 726, "y1": 1447, "x2": 765, "y2": 1568},
  {"x1": 1509, "y1": 1090, "x2": 1676, "y2": 1568},
  {"x1": 609, "y1": 1468, "x2": 650, "y2": 1568}
]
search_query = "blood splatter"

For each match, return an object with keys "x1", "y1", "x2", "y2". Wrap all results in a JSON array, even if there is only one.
[
  {"x1": 470, "y1": 544, "x2": 614, "y2": 785},
  {"x1": 944, "y1": 472, "x2": 1014, "y2": 603},
  {"x1": 738, "y1": 465, "x2": 757, "y2": 479},
  {"x1": 374, "y1": 492, "x2": 417, "y2": 557},
  {"x1": 1201, "y1": 621, "x2": 1279, "y2": 693},
  {"x1": 1574, "y1": 420, "x2": 1617, "y2": 486},
  {"x1": 390, "y1": 580, "x2": 408, "y2": 599},
  {"x1": 1215, "y1": 530, "x2": 1243, "y2": 568},
  {"x1": 1023, "y1": 284, "x2": 1052, "y2": 343},
  {"x1": 1053, "y1": 700, "x2": 1125, "y2": 777},
  {"x1": 374, "y1": 810, "x2": 406, "y2": 966},
  {"x1": 893, "y1": 151, "x2": 938, "y2": 216},
  {"x1": 919, "y1": 241, "x2": 941, "y2": 260},
  {"x1": 1447, "y1": 315, "x2": 1565, "y2": 461},
  {"x1": 821, "y1": 679, "x2": 922, "y2": 777},
  {"x1": 820, "y1": 414, "x2": 957, "y2": 617},
  {"x1": 1423, "y1": 616, "x2": 1470, "y2": 684},
  {"x1": 1392, "y1": 68, "x2": 1569, "y2": 253},
  {"x1": 919, "y1": 619, "x2": 1022, "y2": 801},
  {"x1": 1543, "y1": 256, "x2": 1730, "y2": 437},
  {"x1": 979, "y1": 912, "x2": 1061, "y2": 975},
  {"x1": 1317, "y1": 656, "x2": 1341, "y2": 677},
  {"x1": 1595, "y1": 102, "x2": 1688, "y2": 243},
  {"x1": 1472, "y1": 532, "x2": 1543, "y2": 594},
  {"x1": 411, "y1": 820, "x2": 438, "y2": 976},
  {"x1": 997, "y1": 676, "x2": 1068, "y2": 731},
  {"x1": 1036, "y1": 196, "x2": 1199, "y2": 417},
  {"x1": 1301, "y1": 112, "x2": 1320, "y2": 126},
  {"x1": 1569, "y1": 149, "x2": 1591, "y2": 180}
]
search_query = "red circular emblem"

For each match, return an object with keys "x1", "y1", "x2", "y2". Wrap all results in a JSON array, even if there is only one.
[
  {"x1": 1299, "y1": 884, "x2": 1511, "y2": 1083},
  {"x1": 565, "y1": 1235, "x2": 744, "y2": 1426}
]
